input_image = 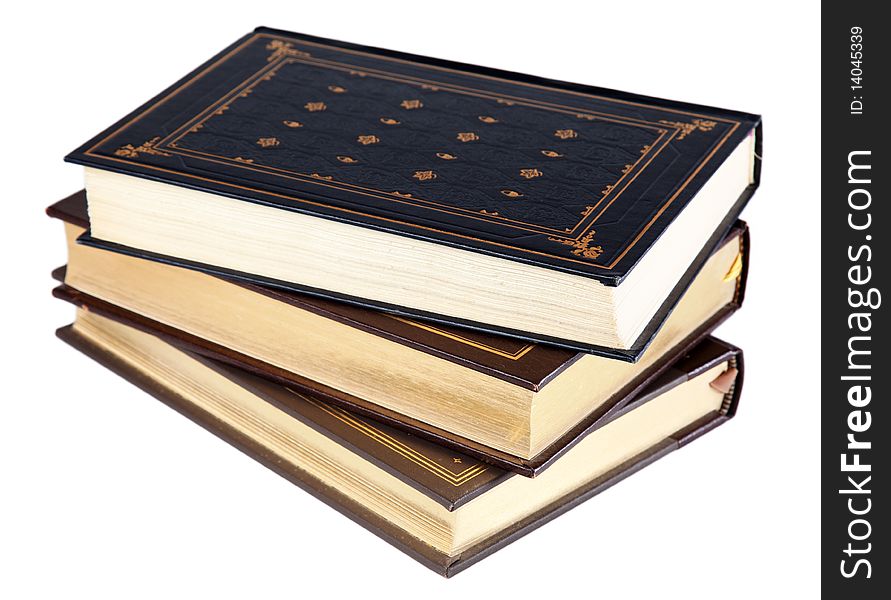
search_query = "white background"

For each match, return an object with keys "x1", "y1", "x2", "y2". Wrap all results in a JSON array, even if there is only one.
[{"x1": 0, "y1": 1, "x2": 820, "y2": 597}]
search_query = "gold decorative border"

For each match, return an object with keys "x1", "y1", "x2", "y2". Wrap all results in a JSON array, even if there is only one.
[
  {"x1": 286, "y1": 389, "x2": 489, "y2": 487},
  {"x1": 84, "y1": 33, "x2": 742, "y2": 270},
  {"x1": 390, "y1": 316, "x2": 535, "y2": 360}
]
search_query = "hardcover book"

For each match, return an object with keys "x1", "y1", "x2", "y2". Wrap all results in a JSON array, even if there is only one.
[
  {"x1": 49, "y1": 193, "x2": 748, "y2": 474},
  {"x1": 57, "y1": 308, "x2": 743, "y2": 577},
  {"x1": 66, "y1": 26, "x2": 761, "y2": 355}
]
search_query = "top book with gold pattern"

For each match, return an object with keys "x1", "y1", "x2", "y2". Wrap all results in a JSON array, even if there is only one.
[{"x1": 66, "y1": 26, "x2": 761, "y2": 357}]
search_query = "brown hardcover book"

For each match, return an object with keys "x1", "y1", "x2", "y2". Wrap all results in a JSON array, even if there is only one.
[
  {"x1": 49, "y1": 191, "x2": 748, "y2": 474},
  {"x1": 57, "y1": 308, "x2": 743, "y2": 577}
]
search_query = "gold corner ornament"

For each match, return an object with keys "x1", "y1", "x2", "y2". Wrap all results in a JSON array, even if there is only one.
[
  {"x1": 548, "y1": 229, "x2": 603, "y2": 260},
  {"x1": 400, "y1": 99, "x2": 423, "y2": 110},
  {"x1": 659, "y1": 118, "x2": 717, "y2": 140},
  {"x1": 520, "y1": 168, "x2": 543, "y2": 179},
  {"x1": 554, "y1": 129, "x2": 578, "y2": 140},
  {"x1": 304, "y1": 102, "x2": 327, "y2": 112},
  {"x1": 256, "y1": 137, "x2": 280, "y2": 148},
  {"x1": 114, "y1": 136, "x2": 171, "y2": 159},
  {"x1": 265, "y1": 39, "x2": 310, "y2": 62},
  {"x1": 456, "y1": 132, "x2": 479, "y2": 143},
  {"x1": 413, "y1": 170, "x2": 437, "y2": 181},
  {"x1": 283, "y1": 120, "x2": 303, "y2": 128},
  {"x1": 357, "y1": 135, "x2": 380, "y2": 145}
]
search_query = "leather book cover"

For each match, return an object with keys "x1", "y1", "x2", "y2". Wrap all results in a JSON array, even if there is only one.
[
  {"x1": 66, "y1": 27, "x2": 760, "y2": 283},
  {"x1": 65, "y1": 27, "x2": 760, "y2": 357},
  {"x1": 49, "y1": 190, "x2": 747, "y2": 392},
  {"x1": 57, "y1": 322, "x2": 743, "y2": 577}
]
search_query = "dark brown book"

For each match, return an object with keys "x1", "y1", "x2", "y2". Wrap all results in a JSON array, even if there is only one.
[
  {"x1": 49, "y1": 191, "x2": 748, "y2": 474},
  {"x1": 57, "y1": 307, "x2": 743, "y2": 577}
]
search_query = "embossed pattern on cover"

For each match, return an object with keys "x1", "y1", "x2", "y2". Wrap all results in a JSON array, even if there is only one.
[{"x1": 67, "y1": 27, "x2": 760, "y2": 281}]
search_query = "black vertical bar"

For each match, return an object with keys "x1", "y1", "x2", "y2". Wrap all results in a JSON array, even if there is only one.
[{"x1": 823, "y1": 2, "x2": 887, "y2": 595}]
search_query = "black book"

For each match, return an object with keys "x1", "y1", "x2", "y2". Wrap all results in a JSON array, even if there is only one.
[{"x1": 67, "y1": 26, "x2": 761, "y2": 356}]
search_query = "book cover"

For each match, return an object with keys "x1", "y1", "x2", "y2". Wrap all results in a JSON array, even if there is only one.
[{"x1": 66, "y1": 27, "x2": 761, "y2": 284}]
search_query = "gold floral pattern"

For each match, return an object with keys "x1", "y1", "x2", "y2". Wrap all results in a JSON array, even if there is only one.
[
  {"x1": 548, "y1": 230, "x2": 603, "y2": 259},
  {"x1": 256, "y1": 137, "x2": 280, "y2": 148},
  {"x1": 554, "y1": 129, "x2": 578, "y2": 140},
  {"x1": 400, "y1": 99, "x2": 423, "y2": 110},
  {"x1": 541, "y1": 150, "x2": 563, "y2": 158},
  {"x1": 456, "y1": 132, "x2": 479, "y2": 142},
  {"x1": 266, "y1": 40, "x2": 310, "y2": 62},
  {"x1": 337, "y1": 155, "x2": 359, "y2": 163},
  {"x1": 501, "y1": 190, "x2": 523, "y2": 198},
  {"x1": 283, "y1": 120, "x2": 303, "y2": 128},
  {"x1": 413, "y1": 170, "x2": 437, "y2": 181},
  {"x1": 114, "y1": 136, "x2": 171, "y2": 158},
  {"x1": 520, "y1": 168, "x2": 542, "y2": 179},
  {"x1": 436, "y1": 152, "x2": 457, "y2": 160},
  {"x1": 659, "y1": 118, "x2": 717, "y2": 140},
  {"x1": 357, "y1": 135, "x2": 380, "y2": 145},
  {"x1": 478, "y1": 116, "x2": 498, "y2": 124},
  {"x1": 380, "y1": 117, "x2": 400, "y2": 125},
  {"x1": 305, "y1": 102, "x2": 327, "y2": 112},
  {"x1": 328, "y1": 85, "x2": 347, "y2": 93}
]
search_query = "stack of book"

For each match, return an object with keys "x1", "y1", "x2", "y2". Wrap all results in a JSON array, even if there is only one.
[{"x1": 50, "y1": 28, "x2": 761, "y2": 576}]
